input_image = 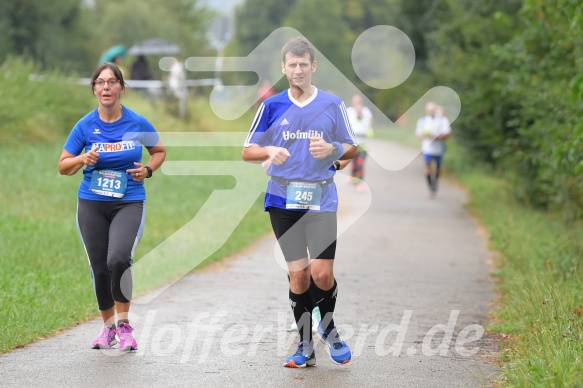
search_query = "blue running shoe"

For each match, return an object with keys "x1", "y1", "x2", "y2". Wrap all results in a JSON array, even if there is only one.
[
  {"x1": 318, "y1": 326, "x2": 351, "y2": 365},
  {"x1": 284, "y1": 341, "x2": 316, "y2": 368}
]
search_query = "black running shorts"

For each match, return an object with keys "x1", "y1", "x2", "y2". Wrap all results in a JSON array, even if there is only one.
[{"x1": 268, "y1": 207, "x2": 337, "y2": 262}]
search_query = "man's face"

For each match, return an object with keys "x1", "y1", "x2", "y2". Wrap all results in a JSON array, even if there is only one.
[
  {"x1": 426, "y1": 103, "x2": 436, "y2": 117},
  {"x1": 281, "y1": 52, "x2": 316, "y2": 90}
]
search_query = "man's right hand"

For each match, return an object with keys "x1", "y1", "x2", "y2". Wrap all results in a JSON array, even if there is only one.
[{"x1": 266, "y1": 146, "x2": 290, "y2": 166}]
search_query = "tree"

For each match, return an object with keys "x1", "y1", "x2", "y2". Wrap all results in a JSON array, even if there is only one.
[
  {"x1": 355, "y1": 0, "x2": 441, "y2": 119},
  {"x1": 283, "y1": 0, "x2": 353, "y2": 82},
  {"x1": 0, "y1": 0, "x2": 92, "y2": 72},
  {"x1": 338, "y1": 0, "x2": 398, "y2": 36},
  {"x1": 89, "y1": 0, "x2": 212, "y2": 64},
  {"x1": 228, "y1": 0, "x2": 298, "y2": 57},
  {"x1": 226, "y1": 0, "x2": 414, "y2": 102},
  {"x1": 426, "y1": 0, "x2": 523, "y2": 163},
  {"x1": 426, "y1": 0, "x2": 583, "y2": 219},
  {"x1": 494, "y1": 0, "x2": 583, "y2": 217}
]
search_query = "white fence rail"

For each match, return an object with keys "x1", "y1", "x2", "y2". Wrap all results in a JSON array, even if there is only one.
[{"x1": 28, "y1": 74, "x2": 219, "y2": 118}]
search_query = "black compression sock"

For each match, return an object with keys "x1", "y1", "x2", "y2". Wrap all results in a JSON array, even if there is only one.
[
  {"x1": 310, "y1": 280, "x2": 338, "y2": 332},
  {"x1": 289, "y1": 289, "x2": 314, "y2": 343}
]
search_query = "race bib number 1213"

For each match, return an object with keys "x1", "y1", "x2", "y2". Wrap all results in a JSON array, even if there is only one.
[{"x1": 90, "y1": 169, "x2": 128, "y2": 198}]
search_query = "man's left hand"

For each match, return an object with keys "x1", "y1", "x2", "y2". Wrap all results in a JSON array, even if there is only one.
[{"x1": 309, "y1": 137, "x2": 334, "y2": 159}]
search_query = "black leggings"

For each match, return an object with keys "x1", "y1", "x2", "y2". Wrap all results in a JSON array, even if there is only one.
[
  {"x1": 351, "y1": 149, "x2": 367, "y2": 180},
  {"x1": 76, "y1": 198, "x2": 145, "y2": 310}
]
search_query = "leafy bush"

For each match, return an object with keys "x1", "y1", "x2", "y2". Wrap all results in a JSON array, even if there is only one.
[
  {"x1": 427, "y1": 0, "x2": 583, "y2": 221},
  {"x1": 497, "y1": 1, "x2": 583, "y2": 220}
]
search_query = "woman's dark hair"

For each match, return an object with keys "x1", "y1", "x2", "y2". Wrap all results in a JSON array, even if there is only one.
[{"x1": 90, "y1": 62, "x2": 126, "y2": 92}]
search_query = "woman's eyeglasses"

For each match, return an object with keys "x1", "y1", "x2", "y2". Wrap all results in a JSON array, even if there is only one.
[{"x1": 93, "y1": 78, "x2": 120, "y2": 88}]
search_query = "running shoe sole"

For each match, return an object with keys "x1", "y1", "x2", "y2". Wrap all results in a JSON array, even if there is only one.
[
  {"x1": 327, "y1": 351, "x2": 350, "y2": 365},
  {"x1": 284, "y1": 358, "x2": 316, "y2": 368},
  {"x1": 91, "y1": 341, "x2": 118, "y2": 350},
  {"x1": 91, "y1": 335, "x2": 117, "y2": 349},
  {"x1": 119, "y1": 345, "x2": 137, "y2": 351}
]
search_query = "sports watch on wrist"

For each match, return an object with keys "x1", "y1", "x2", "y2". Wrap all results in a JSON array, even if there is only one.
[
  {"x1": 144, "y1": 166, "x2": 153, "y2": 178},
  {"x1": 331, "y1": 144, "x2": 339, "y2": 157}
]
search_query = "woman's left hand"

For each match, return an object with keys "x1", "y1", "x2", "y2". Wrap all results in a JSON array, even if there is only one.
[{"x1": 127, "y1": 162, "x2": 146, "y2": 182}]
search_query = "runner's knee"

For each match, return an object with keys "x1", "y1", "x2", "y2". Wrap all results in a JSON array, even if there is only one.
[
  {"x1": 311, "y1": 268, "x2": 334, "y2": 290},
  {"x1": 288, "y1": 269, "x2": 310, "y2": 290},
  {"x1": 108, "y1": 248, "x2": 132, "y2": 273}
]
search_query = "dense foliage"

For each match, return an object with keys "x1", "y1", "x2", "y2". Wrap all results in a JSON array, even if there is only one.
[
  {"x1": 0, "y1": 0, "x2": 212, "y2": 74},
  {"x1": 427, "y1": 0, "x2": 583, "y2": 220},
  {"x1": 0, "y1": 0, "x2": 92, "y2": 72}
]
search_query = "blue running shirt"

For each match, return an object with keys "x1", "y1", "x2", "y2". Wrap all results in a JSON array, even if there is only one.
[
  {"x1": 63, "y1": 106, "x2": 159, "y2": 201},
  {"x1": 244, "y1": 87, "x2": 357, "y2": 212}
]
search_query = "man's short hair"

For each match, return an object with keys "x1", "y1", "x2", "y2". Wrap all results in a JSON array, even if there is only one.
[{"x1": 282, "y1": 36, "x2": 315, "y2": 63}]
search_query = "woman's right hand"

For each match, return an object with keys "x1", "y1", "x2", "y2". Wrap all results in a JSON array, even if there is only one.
[
  {"x1": 59, "y1": 147, "x2": 98, "y2": 176},
  {"x1": 83, "y1": 147, "x2": 100, "y2": 166}
]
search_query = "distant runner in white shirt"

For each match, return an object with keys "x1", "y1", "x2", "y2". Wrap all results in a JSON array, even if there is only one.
[{"x1": 415, "y1": 102, "x2": 451, "y2": 197}]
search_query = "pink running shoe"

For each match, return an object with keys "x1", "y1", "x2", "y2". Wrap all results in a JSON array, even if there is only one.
[
  {"x1": 117, "y1": 322, "x2": 138, "y2": 351},
  {"x1": 91, "y1": 325, "x2": 117, "y2": 349}
]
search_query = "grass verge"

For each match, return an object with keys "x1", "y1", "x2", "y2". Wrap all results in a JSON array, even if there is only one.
[{"x1": 443, "y1": 139, "x2": 583, "y2": 385}]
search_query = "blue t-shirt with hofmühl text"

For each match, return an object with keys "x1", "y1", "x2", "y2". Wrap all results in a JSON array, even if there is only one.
[
  {"x1": 63, "y1": 106, "x2": 159, "y2": 201},
  {"x1": 244, "y1": 87, "x2": 357, "y2": 212}
]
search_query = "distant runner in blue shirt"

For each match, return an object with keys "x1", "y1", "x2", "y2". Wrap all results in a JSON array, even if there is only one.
[
  {"x1": 242, "y1": 36, "x2": 357, "y2": 368},
  {"x1": 58, "y1": 62, "x2": 166, "y2": 352}
]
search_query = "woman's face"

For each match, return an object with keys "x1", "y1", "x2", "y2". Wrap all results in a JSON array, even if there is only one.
[{"x1": 93, "y1": 68, "x2": 123, "y2": 108}]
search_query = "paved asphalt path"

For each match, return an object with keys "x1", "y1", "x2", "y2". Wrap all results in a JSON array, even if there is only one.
[{"x1": 0, "y1": 139, "x2": 500, "y2": 387}]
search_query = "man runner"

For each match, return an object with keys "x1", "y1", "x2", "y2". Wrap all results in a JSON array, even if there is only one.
[{"x1": 242, "y1": 36, "x2": 357, "y2": 368}]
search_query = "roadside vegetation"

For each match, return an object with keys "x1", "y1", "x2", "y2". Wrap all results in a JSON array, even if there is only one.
[{"x1": 447, "y1": 141, "x2": 583, "y2": 385}]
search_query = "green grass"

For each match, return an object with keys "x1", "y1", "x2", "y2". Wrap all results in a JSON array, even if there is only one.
[
  {"x1": 440, "y1": 139, "x2": 583, "y2": 385},
  {"x1": 0, "y1": 57, "x2": 94, "y2": 145},
  {"x1": 372, "y1": 124, "x2": 420, "y2": 149},
  {"x1": 0, "y1": 92, "x2": 271, "y2": 353}
]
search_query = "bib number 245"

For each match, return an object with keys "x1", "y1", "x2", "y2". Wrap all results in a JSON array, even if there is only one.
[{"x1": 286, "y1": 181, "x2": 322, "y2": 210}]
